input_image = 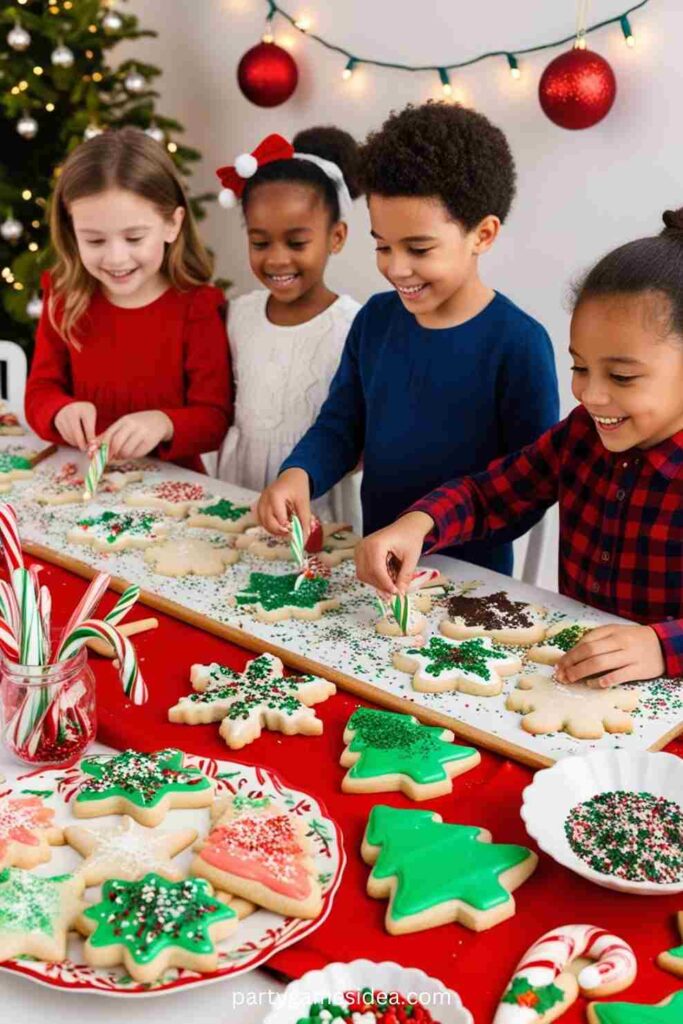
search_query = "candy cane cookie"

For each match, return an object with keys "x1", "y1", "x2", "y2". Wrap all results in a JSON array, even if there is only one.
[{"x1": 494, "y1": 924, "x2": 637, "y2": 1023}]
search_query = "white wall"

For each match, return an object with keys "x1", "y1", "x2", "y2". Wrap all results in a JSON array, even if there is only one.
[{"x1": 123, "y1": 0, "x2": 679, "y2": 588}]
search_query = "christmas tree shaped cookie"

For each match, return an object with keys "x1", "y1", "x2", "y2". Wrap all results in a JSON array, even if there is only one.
[
  {"x1": 658, "y1": 912, "x2": 683, "y2": 977},
  {"x1": 229, "y1": 570, "x2": 339, "y2": 622},
  {"x1": 361, "y1": 805, "x2": 537, "y2": 934},
  {"x1": 340, "y1": 708, "x2": 481, "y2": 801},
  {"x1": 393, "y1": 635, "x2": 521, "y2": 696},
  {"x1": 0, "y1": 795, "x2": 63, "y2": 870},
  {"x1": 528, "y1": 621, "x2": 594, "y2": 665},
  {"x1": 169, "y1": 653, "x2": 336, "y2": 749},
  {"x1": 187, "y1": 497, "x2": 256, "y2": 533},
  {"x1": 586, "y1": 991, "x2": 683, "y2": 1024},
  {"x1": 68, "y1": 509, "x2": 168, "y2": 551},
  {"x1": 73, "y1": 748, "x2": 214, "y2": 826},
  {"x1": 78, "y1": 873, "x2": 237, "y2": 984},
  {"x1": 506, "y1": 674, "x2": 639, "y2": 739},
  {"x1": 65, "y1": 816, "x2": 198, "y2": 886},
  {"x1": 191, "y1": 794, "x2": 323, "y2": 919},
  {"x1": 0, "y1": 867, "x2": 85, "y2": 962}
]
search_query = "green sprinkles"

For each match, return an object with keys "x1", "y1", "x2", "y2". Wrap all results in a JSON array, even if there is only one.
[
  {"x1": 565, "y1": 790, "x2": 683, "y2": 883},
  {"x1": 0, "y1": 452, "x2": 31, "y2": 473},
  {"x1": 195, "y1": 498, "x2": 250, "y2": 522},
  {"x1": 540, "y1": 624, "x2": 589, "y2": 652},
  {"x1": 0, "y1": 868, "x2": 71, "y2": 935},
  {"x1": 75, "y1": 509, "x2": 161, "y2": 544},
  {"x1": 406, "y1": 635, "x2": 509, "y2": 680},
  {"x1": 235, "y1": 571, "x2": 330, "y2": 612}
]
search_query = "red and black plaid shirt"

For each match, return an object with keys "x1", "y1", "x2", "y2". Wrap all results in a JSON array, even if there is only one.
[{"x1": 411, "y1": 404, "x2": 683, "y2": 677}]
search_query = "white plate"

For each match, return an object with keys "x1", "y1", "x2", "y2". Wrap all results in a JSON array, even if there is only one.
[
  {"x1": 521, "y1": 749, "x2": 683, "y2": 894},
  {"x1": 0, "y1": 746, "x2": 345, "y2": 995},
  {"x1": 263, "y1": 959, "x2": 473, "y2": 1024}
]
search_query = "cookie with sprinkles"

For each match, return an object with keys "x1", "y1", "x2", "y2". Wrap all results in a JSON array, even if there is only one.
[
  {"x1": 144, "y1": 537, "x2": 240, "y2": 577},
  {"x1": 235, "y1": 522, "x2": 358, "y2": 565},
  {"x1": 340, "y1": 707, "x2": 481, "y2": 801},
  {"x1": 169, "y1": 653, "x2": 336, "y2": 750},
  {"x1": 393, "y1": 635, "x2": 521, "y2": 696},
  {"x1": 0, "y1": 867, "x2": 85, "y2": 962},
  {"x1": 657, "y1": 912, "x2": 683, "y2": 977},
  {"x1": 33, "y1": 462, "x2": 89, "y2": 506},
  {"x1": 0, "y1": 450, "x2": 33, "y2": 481},
  {"x1": 229, "y1": 570, "x2": 340, "y2": 622},
  {"x1": 125, "y1": 480, "x2": 212, "y2": 518},
  {"x1": 440, "y1": 590, "x2": 545, "y2": 646},
  {"x1": 586, "y1": 990, "x2": 683, "y2": 1024},
  {"x1": 0, "y1": 405, "x2": 25, "y2": 436},
  {"x1": 68, "y1": 508, "x2": 168, "y2": 551},
  {"x1": 191, "y1": 793, "x2": 323, "y2": 919},
  {"x1": 0, "y1": 795, "x2": 63, "y2": 870},
  {"x1": 100, "y1": 458, "x2": 155, "y2": 491},
  {"x1": 506, "y1": 675, "x2": 639, "y2": 739},
  {"x1": 72, "y1": 748, "x2": 214, "y2": 827},
  {"x1": 375, "y1": 600, "x2": 427, "y2": 639},
  {"x1": 528, "y1": 621, "x2": 595, "y2": 665},
  {"x1": 65, "y1": 816, "x2": 197, "y2": 886},
  {"x1": 187, "y1": 497, "x2": 257, "y2": 533},
  {"x1": 77, "y1": 872, "x2": 237, "y2": 984}
]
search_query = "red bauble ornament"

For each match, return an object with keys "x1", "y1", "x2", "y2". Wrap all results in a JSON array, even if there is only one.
[
  {"x1": 237, "y1": 42, "x2": 298, "y2": 108},
  {"x1": 539, "y1": 48, "x2": 616, "y2": 130}
]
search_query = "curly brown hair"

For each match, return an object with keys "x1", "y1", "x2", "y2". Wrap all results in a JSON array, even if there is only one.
[{"x1": 361, "y1": 101, "x2": 516, "y2": 229}]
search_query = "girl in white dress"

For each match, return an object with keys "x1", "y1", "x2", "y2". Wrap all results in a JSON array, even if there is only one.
[{"x1": 215, "y1": 127, "x2": 361, "y2": 520}]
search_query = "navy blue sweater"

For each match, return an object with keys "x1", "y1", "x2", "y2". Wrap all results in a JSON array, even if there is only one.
[{"x1": 281, "y1": 290, "x2": 559, "y2": 574}]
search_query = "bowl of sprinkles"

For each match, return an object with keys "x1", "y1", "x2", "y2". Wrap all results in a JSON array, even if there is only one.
[
  {"x1": 521, "y1": 750, "x2": 683, "y2": 895},
  {"x1": 263, "y1": 960, "x2": 473, "y2": 1024}
]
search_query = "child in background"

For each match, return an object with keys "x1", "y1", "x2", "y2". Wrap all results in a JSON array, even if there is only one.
[
  {"x1": 215, "y1": 128, "x2": 361, "y2": 519},
  {"x1": 355, "y1": 208, "x2": 683, "y2": 687},
  {"x1": 257, "y1": 102, "x2": 559, "y2": 574},
  {"x1": 25, "y1": 127, "x2": 230, "y2": 473}
]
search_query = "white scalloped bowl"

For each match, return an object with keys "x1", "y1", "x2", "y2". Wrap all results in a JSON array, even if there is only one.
[
  {"x1": 521, "y1": 749, "x2": 683, "y2": 895},
  {"x1": 262, "y1": 960, "x2": 473, "y2": 1024}
]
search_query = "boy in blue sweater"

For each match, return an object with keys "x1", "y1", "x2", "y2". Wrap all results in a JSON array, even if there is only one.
[{"x1": 257, "y1": 102, "x2": 559, "y2": 574}]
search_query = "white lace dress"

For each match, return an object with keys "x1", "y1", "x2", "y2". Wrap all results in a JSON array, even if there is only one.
[{"x1": 217, "y1": 290, "x2": 361, "y2": 522}]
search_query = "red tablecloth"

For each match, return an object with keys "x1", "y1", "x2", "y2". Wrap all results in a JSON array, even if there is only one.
[{"x1": 24, "y1": 558, "x2": 683, "y2": 1023}]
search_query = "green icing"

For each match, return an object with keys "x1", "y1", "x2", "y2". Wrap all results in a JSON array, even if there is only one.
[
  {"x1": 75, "y1": 509, "x2": 160, "y2": 544},
  {"x1": 501, "y1": 976, "x2": 566, "y2": 1014},
  {"x1": 179, "y1": 655, "x2": 319, "y2": 724},
  {"x1": 346, "y1": 708, "x2": 477, "y2": 785},
  {"x1": 0, "y1": 868, "x2": 72, "y2": 935},
  {"x1": 406, "y1": 635, "x2": 509, "y2": 680},
  {"x1": 234, "y1": 571, "x2": 330, "y2": 612},
  {"x1": 666, "y1": 942, "x2": 683, "y2": 959},
  {"x1": 233, "y1": 794, "x2": 272, "y2": 811},
  {"x1": 589, "y1": 991, "x2": 683, "y2": 1023},
  {"x1": 83, "y1": 873, "x2": 235, "y2": 964},
  {"x1": 75, "y1": 748, "x2": 212, "y2": 809},
  {"x1": 365, "y1": 805, "x2": 533, "y2": 918},
  {"x1": 540, "y1": 624, "x2": 589, "y2": 652},
  {"x1": 0, "y1": 452, "x2": 31, "y2": 473},
  {"x1": 195, "y1": 498, "x2": 250, "y2": 521}
]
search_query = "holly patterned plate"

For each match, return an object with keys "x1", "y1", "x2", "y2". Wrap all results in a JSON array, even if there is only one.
[{"x1": 0, "y1": 746, "x2": 345, "y2": 996}]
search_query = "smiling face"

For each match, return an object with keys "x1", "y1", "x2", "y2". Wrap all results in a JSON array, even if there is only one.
[
  {"x1": 70, "y1": 187, "x2": 184, "y2": 307},
  {"x1": 570, "y1": 292, "x2": 683, "y2": 450},
  {"x1": 368, "y1": 194, "x2": 499, "y2": 327}
]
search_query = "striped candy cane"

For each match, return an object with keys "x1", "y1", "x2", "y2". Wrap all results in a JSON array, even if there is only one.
[
  {"x1": 289, "y1": 514, "x2": 306, "y2": 569},
  {"x1": 57, "y1": 571, "x2": 110, "y2": 649},
  {"x1": 391, "y1": 593, "x2": 411, "y2": 635},
  {"x1": 104, "y1": 584, "x2": 140, "y2": 627},
  {"x1": 13, "y1": 568, "x2": 43, "y2": 666},
  {"x1": 57, "y1": 618, "x2": 147, "y2": 705},
  {"x1": 38, "y1": 585, "x2": 52, "y2": 663},
  {"x1": 0, "y1": 579, "x2": 20, "y2": 639},
  {"x1": 0, "y1": 503, "x2": 23, "y2": 574},
  {"x1": 83, "y1": 442, "x2": 109, "y2": 501}
]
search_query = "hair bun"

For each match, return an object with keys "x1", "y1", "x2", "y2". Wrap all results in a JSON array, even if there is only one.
[{"x1": 662, "y1": 208, "x2": 683, "y2": 231}]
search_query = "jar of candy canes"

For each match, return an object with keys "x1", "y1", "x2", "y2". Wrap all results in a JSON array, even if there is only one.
[{"x1": 0, "y1": 646, "x2": 96, "y2": 766}]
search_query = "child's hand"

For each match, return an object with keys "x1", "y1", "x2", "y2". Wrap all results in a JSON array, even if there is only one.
[
  {"x1": 554, "y1": 623, "x2": 665, "y2": 688},
  {"x1": 94, "y1": 411, "x2": 174, "y2": 461},
  {"x1": 257, "y1": 468, "x2": 312, "y2": 538},
  {"x1": 355, "y1": 511, "x2": 434, "y2": 598},
  {"x1": 54, "y1": 401, "x2": 97, "y2": 450}
]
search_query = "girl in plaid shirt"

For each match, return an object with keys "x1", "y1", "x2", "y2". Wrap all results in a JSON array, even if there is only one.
[{"x1": 356, "y1": 209, "x2": 683, "y2": 688}]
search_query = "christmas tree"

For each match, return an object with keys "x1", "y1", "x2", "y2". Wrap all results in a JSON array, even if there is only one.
[{"x1": 0, "y1": 0, "x2": 213, "y2": 349}]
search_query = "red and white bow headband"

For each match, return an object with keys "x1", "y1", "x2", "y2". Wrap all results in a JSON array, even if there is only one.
[{"x1": 215, "y1": 132, "x2": 353, "y2": 219}]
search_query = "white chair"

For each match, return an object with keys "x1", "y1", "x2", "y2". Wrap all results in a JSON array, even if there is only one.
[{"x1": 0, "y1": 340, "x2": 27, "y2": 412}]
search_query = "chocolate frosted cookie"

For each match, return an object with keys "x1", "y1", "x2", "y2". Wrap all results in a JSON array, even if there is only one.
[{"x1": 440, "y1": 590, "x2": 545, "y2": 646}]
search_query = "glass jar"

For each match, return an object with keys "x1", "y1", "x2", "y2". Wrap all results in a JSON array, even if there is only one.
[{"x1": 0, "y1": 647, "x2": 97, "y2": 766}]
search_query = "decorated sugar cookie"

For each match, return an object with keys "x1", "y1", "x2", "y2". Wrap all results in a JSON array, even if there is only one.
[
  {"x1": 0, "y1": 795, "x2": 63, "y2": 870},
  {"x1": 125, "y1": 480, "x2": 211, "y2": 517},
  {"x1": 528, "y1": 622, "x2": 595, "y2": 665},
  {"x1": 100, "y1": 458, "x2": 155, "y2": 491},
  {"x1": 340, "y1": 707, "x2": 481, "y2": 801},
  {"x1": 68, "y1": 509, "x2": 168, "y2": 551},
  {"x1": 361, "y1": 805, "x2": 537, "y2": 934},
  {"x1": 230, "y1": 570, "x2": 339, "y2": 622},
  {"x1": 73, "y1": 748, "x2": 214, "y2": 826},
  {"x1": 375, "y1": 598, "x2": 427, "y2": 639},
  {"x1": 586, "y1": 991, "x2": 683, "y2": 1024},
  {"x1": 144, "y1": 537, "x2": 240, "y2": 577},
  {"x1": 235, "y1": 521, "x2": 359, "y2": 565},
  {"x1": 0, "y1": 405, "x2": 25, "y2": 436},
  {"x1": 34, "y1": 462, "x2": 89, "y2": 505},
  {"x1": 169, "y1": 653, "x2": 336, "y2": 749},
  {"x1": 0, "y1": 867, "x2": 85, "y2": 962},
  {"x1": 494, "y1": 924, "x2": 637, "y2": 1024},
  {"x1": 191, "y1": 793, "x2": 323, "y2": 919},
  {"x1": 440, "y1": 590, "x2": 545, "y2": 646},
  {"x1": 506, "y1": 674, "x2": 639, "y2": 739},
  {"x1": 393, "y1": 635, "x2": 521, "y2": 695},
  {"x1": 216, "y1": 890, "x2": 257, "y2": 920},
  {"x1": 65, "y1": 816, "x2": 198, "y2": 886},
  {"x1": 658, "y1": 912, "x2": 683, "y2": 977},
  {"x1": 187, "y1": 497, "x2": 256, "y2": 533},
  {"x1": 0, "y1": 450, "x2": 33, "y2": 480},
  {"x1": 78, "y1": 873, "x2": 237, "y2": 984}
]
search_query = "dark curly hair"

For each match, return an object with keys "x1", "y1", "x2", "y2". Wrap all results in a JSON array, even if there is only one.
[
  {"x1": 361, "y1": 102, "x2": 516, "y2": 229},
  {"x1": 241, "y1": 125, "x2": 361, "y2": 222}
]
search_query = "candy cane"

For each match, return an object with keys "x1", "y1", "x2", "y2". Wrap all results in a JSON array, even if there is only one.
[
  {"x1": 38, "y1": 585, "x2": 51, "y2": 663},
  {"x1": 391, "y1": 593, "x2": 411, "y2": 635},
  {"x1": 407, "y1": 568, "x2": 442, "y2": 593},
  {"x1": 57, "y1": 618, "x2": 147, "y2": 705},
  {"x1": 493, "y1": 924, "x2": 637, "y2": 1023},
  {"x1": 83, "y1": 442, "x2": 109, "y2": 501},
  {"x1": 13, "y1": 567, "x2": 43, "y2": 666},
  {"x1": 0, "y1": 579, "x2": 19, "y2": 638},
  {"x1": 0, "y1": 503, "x2": 23, "y2": 574},
  {"x1": 104, "y1": 583, "x2": 140, "y2": 627},
  {"x1": 57, "y1": 571, "x2": 110, "y2": 649},
  {"x1": 289, "y1": 513, "x2": 306, "y2": 569}
]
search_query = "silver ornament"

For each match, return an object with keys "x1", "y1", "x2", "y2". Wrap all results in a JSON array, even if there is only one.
[
  {"x1": 17, "y1": 114, "x2": 38, "y2": 139},
  {"x1": 7, "y1": 23, "x2": 31, "y2": 52},
  {"x1": 144, "y1": 123, "x2": 165, "y2": 143},
  {"x1": 26, "y1": 294, "x2": 44, "y2": 319},
  {"x1": 0, "y1": 218, "x2": 23, "y2": 243},
  {"x1": 124, "y1": 68, "x2": 146, "y2": 93},
  {"x1": 84, "y1": 124, "x2": 104, "y2": 140},
  {"x1": 102, "y1": 10, "x2": 123, "y2": 32},
  {"x1": 51, "y1": 43, "x2": 75, "y2": 68}
]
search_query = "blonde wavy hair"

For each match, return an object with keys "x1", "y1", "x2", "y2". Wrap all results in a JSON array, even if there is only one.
[{"x1": 49, "y1": 126, "x2": 213, "y2": 345}]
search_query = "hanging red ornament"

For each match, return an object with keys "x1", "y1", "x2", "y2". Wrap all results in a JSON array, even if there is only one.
[
  {"x1": 237, "y1": 41, "x2": 298, "y2": 108},
  {"x1": 539, "y1": 48, "x2": 616, "y2": 130}
]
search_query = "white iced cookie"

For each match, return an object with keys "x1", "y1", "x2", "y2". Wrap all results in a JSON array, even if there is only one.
[
  {"x1": 64, "y1": 816, "x2": 197, "y2": 886},
  {"x1": 440, "y1": 590, "x2": 545, "y2": 646},
  {"x1": 144, "y1": 538, "x2": 239, "y2": 577},
  {"x1": 125, "y1": 480, "x2": 212, "y2": 517},
  {"x1": 186, "y1": 497, "x2": 257, "y2": 533},
  {"x1": 101, "y1": 458, "x2": 155, "y2": 491},
  {"x1": 68, "y1": 509, "x2": 168, "y2": 552},
  {"x1": 506, "y1": 674, "x2": 640, "y2": 738},
  {"x1": 393, "y1": 634, "x2": 521, "y2": 696},
  {"x1": 527, "y1": 621, "x2": 595, "y2": 665}
]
